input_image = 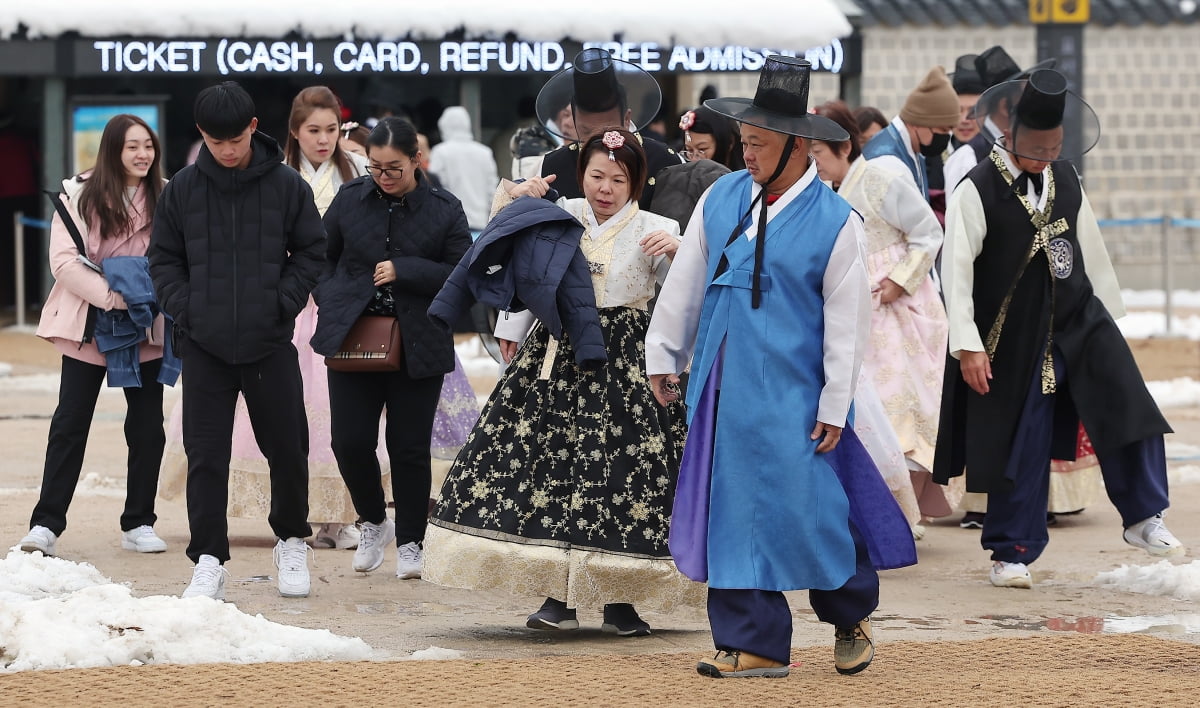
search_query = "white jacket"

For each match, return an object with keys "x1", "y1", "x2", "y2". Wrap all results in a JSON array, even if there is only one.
[{"x1": 429, "y1": 106, "x2": 499, "y2": 230}]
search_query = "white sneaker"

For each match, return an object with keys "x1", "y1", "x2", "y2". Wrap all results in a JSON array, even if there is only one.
[
  {"x1": 353, "y1": 518, "x2": 395, "y2": 572},
  {"x1": 336, "y1": 524, "x2": 361, "y2": 550},
  {"x1": 989, "y1": 561, "x2": 1033, "y2": 589},
  {"x1": 121, "y1": 525, "x2": 167, "y2": 553},
  {"x1": 396, "y1": 541, "x2": 423, "y2": 579},
  {"x1": 18, "y1": 525, "x2": 57, "y2": 556},
  {"x1": 274, "y1": 537, "x2": 312, "y2": 598},
  {"x1": 182, "y1": 554, "x2": 228, "y2": 599},
  {"x1": 1124, "y1": 513, "x2": 1185, "y2": 557}
]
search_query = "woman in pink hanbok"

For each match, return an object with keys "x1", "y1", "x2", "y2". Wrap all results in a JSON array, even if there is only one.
[
  {"x1": 160, "y1": 88, "x2": 480, "y2": 548},
  {"x1": 812, "y1": 100, "x2": 959, "y2": 523}
]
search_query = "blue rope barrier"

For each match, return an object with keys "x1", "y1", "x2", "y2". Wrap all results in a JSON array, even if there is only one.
[
  {"x1": 1097, "y1": 217, "x2": 1165, "y2": 228},
  {"x1": 17, "y1": 216, "x2": 51, "y2": 229},
  {"x1": 1172, "y1": 218, "x2": 1200, "y2": 230}
]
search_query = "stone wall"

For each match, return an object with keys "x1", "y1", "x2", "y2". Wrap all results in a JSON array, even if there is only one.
[{"x1": 695, "y1": 24, "x2": 1200, "y2": 289}]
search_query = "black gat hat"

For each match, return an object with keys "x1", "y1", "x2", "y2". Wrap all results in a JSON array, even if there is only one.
[
  {"x1": 535, "y1": 48, "x2": 661, "y2": 140},
  {"x1": 704, "y1": 55, "x2": 848, "y2": 142}
]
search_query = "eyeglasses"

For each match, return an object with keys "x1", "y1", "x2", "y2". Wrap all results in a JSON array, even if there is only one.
[{"x1": 367, "y1": 165, "x2": 405, "y2": 179}]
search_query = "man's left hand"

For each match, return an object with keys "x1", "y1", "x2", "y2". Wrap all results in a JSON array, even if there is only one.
[{"x1": 811, "y1": 421, "x2": 843, "y2": 453}]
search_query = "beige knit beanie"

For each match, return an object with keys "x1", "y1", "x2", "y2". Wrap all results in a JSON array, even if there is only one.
[{"x1": 899, "y1": 66, "x2": 960, "y2": 128}]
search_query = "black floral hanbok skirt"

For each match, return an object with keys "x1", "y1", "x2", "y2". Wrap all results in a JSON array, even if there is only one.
[{"x1": 423, "y1": 307, "x2": 704, "y2": 610}]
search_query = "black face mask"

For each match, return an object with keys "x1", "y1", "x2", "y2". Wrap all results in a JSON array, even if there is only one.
[{"x1": 920, "y1": 131, "x2": 952, "y2": 157}]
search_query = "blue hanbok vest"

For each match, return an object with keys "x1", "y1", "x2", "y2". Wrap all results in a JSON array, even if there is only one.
[
  {"x1": 686, "y1": 171, "x2": 859, "y2": 591},
  {"x1": 862, "y1": 123, "x2": 929, "y2": 199}
]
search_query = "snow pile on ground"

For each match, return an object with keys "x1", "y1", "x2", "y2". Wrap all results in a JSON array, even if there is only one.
[
  {"x1": 455, "y1": 337, "x2": 501, "y2": 380},
  {"x1": 1122, "y1": 290, "x2": 1200, "y2": 308},
  {"x1": 1168, "y1": 442, "x2": 1200, "y2": 462},
  {"x1": 1147, "y1": 378, "x2": 1200, "y2": 409},
  {"x1": 74, "y1": 472, "x2": 127, "y2": 498},
  {"x1": 1116, "y1": 311, "x2": 1200, "y2": 340},
  {"x1": 1170, "y1": 465, "x2": 1200, "y2": 485},
  {"x1": 1094, "y1": 560, "x2": 1200, "y2": 602},
  {"x1": 0, "y1": 551, "x2": 373, "y2": 672},
  {"x1": 403, "y1": 647, "x2": 465, "y2": 661}
]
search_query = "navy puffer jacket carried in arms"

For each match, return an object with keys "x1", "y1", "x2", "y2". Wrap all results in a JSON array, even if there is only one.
[
  {"x1": 427, "y1": 196, "x2": 606, "y2": 369},
  {"x1": 149, "y1": 132, "x2": 325, "y2": 364},
  {"x1": 309, "y1": 172, "x2": 472, "y2": 379}
]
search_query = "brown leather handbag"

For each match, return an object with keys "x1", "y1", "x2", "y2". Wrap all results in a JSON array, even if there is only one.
[{"x1": 324, "y1": 316, "x2": 403, "y2": 372}]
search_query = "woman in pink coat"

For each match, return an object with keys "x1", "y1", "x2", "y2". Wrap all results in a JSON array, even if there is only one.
[{"x1": 18, "y1": 114, "x2": 169, "y2": 557}]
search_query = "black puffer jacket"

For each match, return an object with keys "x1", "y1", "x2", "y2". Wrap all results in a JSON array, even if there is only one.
[
  {"x1": 149, "y1": 132, "x2": 325, "y2": 364},
  {"x1": 310, "y1": 172, "x2": 471, "y2": 379}
]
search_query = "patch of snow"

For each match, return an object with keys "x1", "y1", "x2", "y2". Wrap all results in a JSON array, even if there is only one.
[
  {"x1": 1169, "y1": 465, "x2": 1200, "y2": 485},
  {"x1": 0, "y1": 551, "x2": 373, "y2": 672},
  {"x1": 403, "y1": 646, "x2": 465, "y2": 661},
  {"x1": 1116, "y1": 312, "x2": 1200, "y2": 341},
  {"x1": 1147, "y1": 378, "x2": 1200, "y2": 409},
  {"x1": 1094, "y1": 560, "x2": 1200, "y2": 602},
  {"x1": 1122, "y1": 290, "x2": 1200, "y2": 309},
  {"x1": 0, "y1": 2, "x2": 851, "y2": 47}
]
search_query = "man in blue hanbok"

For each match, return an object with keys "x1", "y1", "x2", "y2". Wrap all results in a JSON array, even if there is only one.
[{"x1": 646, "y1": 56, "x2": 916, "y2": 679}]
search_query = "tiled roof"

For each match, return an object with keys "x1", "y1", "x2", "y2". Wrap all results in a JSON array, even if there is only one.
[{"x1": 850, "y1": 0, "x2": 1199, "y2": 26}]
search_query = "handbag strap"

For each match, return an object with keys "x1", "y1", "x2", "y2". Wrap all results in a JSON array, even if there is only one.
[{"x1": 44, "y1": 189, "x2": 89, "y2": 259}]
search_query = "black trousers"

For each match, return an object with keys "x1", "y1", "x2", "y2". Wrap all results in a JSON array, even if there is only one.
[
  {"x1": 182, "y1": 343, "x2": 311, "y2": 563},
  {"x1": 31, "y1": 355, "x2": 165, "y2": 536},
  {"x1": 328, "y1": 366, "x2": 443, "y2": 546}
]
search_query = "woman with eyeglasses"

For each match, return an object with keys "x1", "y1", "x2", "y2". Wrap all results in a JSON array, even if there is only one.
[
  {"x1": 310, "y1": 116, "x2": 472, "y2": 579},
  {"x1": 678, "y1": 105, "x2": 744, "y2": 170},
  {"x1": 649, "y1": 106, "x2": 746, "y2": 233}
]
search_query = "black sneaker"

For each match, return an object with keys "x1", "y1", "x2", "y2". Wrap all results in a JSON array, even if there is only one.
[
  {"x1": 601, "y1": 603, "x2": 652, "y2": 637},
  {"x1": 525, "y1": 597, "x2": 579, "y2": 630},
  {"x1": 959, "y1": 512, "x2": 986, "y2": 529}
]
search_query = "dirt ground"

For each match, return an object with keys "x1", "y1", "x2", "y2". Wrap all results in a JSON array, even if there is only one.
[{"x1": 2, "y1": 324, "x2": 1200, "y2": 704}]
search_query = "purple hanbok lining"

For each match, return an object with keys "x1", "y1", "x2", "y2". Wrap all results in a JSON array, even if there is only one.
[
  {"x1": 667, "y1": 354, "x2": 720, "y2": 581},
  {"x1": 668, "y1": 351, "x2": 917, "y2": 583}
]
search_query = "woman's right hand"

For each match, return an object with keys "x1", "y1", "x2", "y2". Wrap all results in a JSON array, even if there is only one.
[
  {"x1": 499, "y1": 338, "x2": 519, "y2": 364},
  {"x1": 508, "y1": 174, "x2": 557, "y2": 199}
]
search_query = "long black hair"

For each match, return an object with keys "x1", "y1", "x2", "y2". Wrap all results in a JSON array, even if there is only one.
[{"x1": 76, "y1": 114, "x2": 163, "y2": 240}]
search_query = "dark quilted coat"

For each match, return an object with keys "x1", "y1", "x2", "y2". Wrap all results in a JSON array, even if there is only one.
[
  {"x1": 149, "y1": 132, "x2": 325, "y2": 364},
  {"x1": 427, "y1": 196, "x2": 606, "y2": 369},
  {"x1": 310, "y1": 172, "x2": 471, "y2": 379}
]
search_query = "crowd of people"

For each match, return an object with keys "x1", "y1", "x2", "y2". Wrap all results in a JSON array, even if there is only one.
[{"x1": 13, "y1": 43, "x2": 1186, "y2": 678}]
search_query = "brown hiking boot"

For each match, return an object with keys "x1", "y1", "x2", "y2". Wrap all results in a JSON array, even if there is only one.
[
  {"x1": 834, "y1": 617, "x2": 874, "y2": 675},
  {"x1": 696, "y1": 650, "x2": 789, "y2": 678}
]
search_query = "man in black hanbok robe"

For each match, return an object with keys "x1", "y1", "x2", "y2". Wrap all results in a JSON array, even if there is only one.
[{"x1": 934, "y1": 69, "x2": 1183, "y2": 589}]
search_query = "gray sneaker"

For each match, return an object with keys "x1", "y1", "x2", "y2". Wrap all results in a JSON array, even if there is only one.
[
  {"x1": 353, "y1": 518, "x2": 395, "y2": 572},
  {"x1": 396, "y1": 541, "x2": 423, "y2": 579}
]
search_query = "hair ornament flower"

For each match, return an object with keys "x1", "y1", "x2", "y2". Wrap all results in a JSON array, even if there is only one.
[
  {"x1": 681, "y1": 109, "x2": 700, "y2": 140},
  {"x1": 341, "y1": 121, "x2": 360, "y2": 137},
  {"x1": 602, "y1": 130, "x2": 625, "y2": 161}
]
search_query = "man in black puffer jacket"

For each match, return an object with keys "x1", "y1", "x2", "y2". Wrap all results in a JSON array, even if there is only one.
[{"x1": 149, "y1": 81, "x2": 324, "y2": 602}]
